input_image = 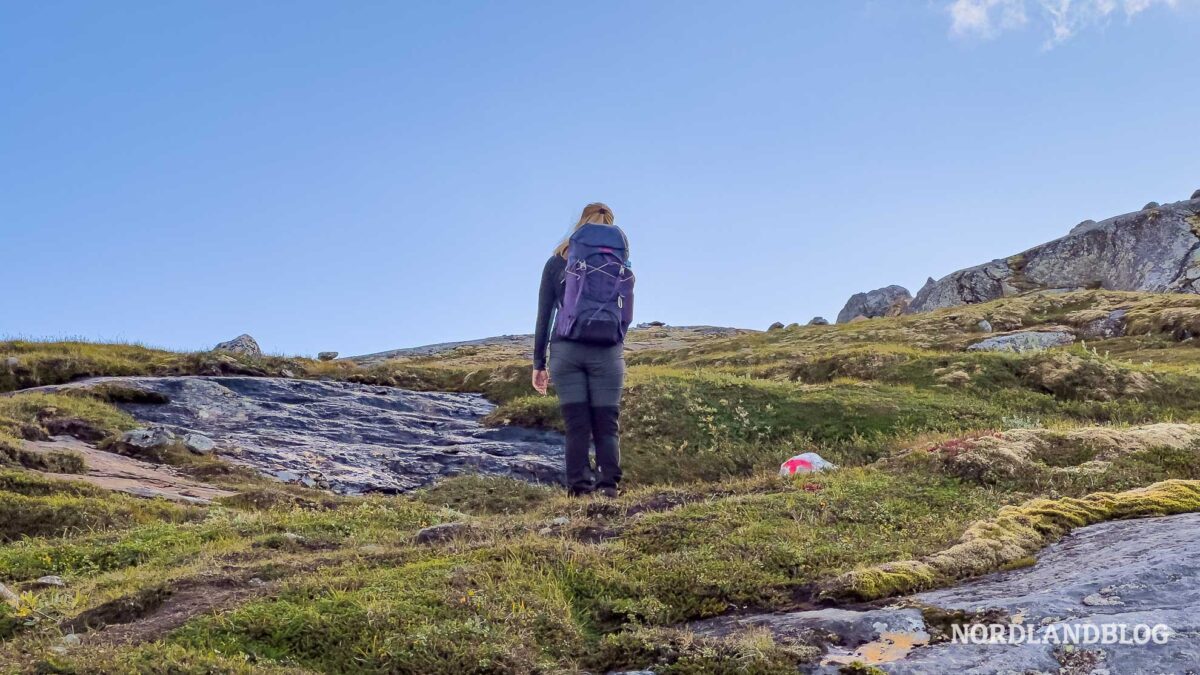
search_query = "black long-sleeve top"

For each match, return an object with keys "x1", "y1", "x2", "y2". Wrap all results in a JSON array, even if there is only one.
[{"x1": 533, "y1": 254, "x2": 567, "y2": 370}]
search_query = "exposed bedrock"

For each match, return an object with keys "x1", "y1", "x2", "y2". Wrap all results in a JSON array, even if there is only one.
[
  {"x1": 694, "y1": 512, "x2": 1200, "y2": 673},
  {"x1": 36, "y1": 376, "x2": 565, "y2": 494}
]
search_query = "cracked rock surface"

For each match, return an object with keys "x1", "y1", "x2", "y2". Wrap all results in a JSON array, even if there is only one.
[{"x1": 39, "y1": 376, "x2": 566, "y2": 494}]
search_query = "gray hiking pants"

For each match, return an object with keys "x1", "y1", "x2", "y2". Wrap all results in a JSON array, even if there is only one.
[
  {"x1": 548, "y1": 340, "x2": 625, "y2": 406},
  {"x1": 548, "y1": 340, "x2": 625, "y2": 491}
]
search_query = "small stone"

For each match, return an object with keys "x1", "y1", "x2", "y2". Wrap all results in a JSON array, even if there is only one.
[
  {"x1": 317, "y1": 352, "x2": 339, "y2": 361},
  {"x1": 1143, "y1": 201, "x2": 1160, "y2": 210},
  {"x1": 213, "y1": 334, "x2": 262, "y2": 357},
  {"x1": 181, "y1": 432, "x2": 216, "y2": 455},
  {"x1": 280, "y1": 368, "x2": 296, "y2": 378},
  {"x1": 281, "y1": 532, "x2": 304, "y2": 543},
  {"x1": 551, "y1": 516, "x2": 570, "y2": 526},
  {"x1": 767, "y1": 321, "x2": 785, "y2": 331},
  {"x1": 33, "y1": 575, "x2": 66, "y2": 588},
  {"x1": 414, "y1": 522, "x2": 472, "y2": 545},
  {"x1": 50, "y1": 634, "x2": 81, "y2": 654},
  {"x1": 3, "y1": 356, "x2": 18, "y2": 369},
  {"x1": 807, "y1": 317, "x2": 830, "y2": 326},
  {"x1": 0, "y1": 582, "x2": 19, "y2": 607},
  {"x1": 977, "y1": 319, "x2": 994, "y2": 333}
]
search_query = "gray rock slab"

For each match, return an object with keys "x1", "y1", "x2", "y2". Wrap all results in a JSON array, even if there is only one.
[
  {"x1": 967, "y1": 330, "x2": 1075, "y2": 353},
  {"x1": 688, "y1": 513, "x2": 1200, "y2": 673},
  {"x1": 891, "y1": 512, "x2": 1200, "y2": 674},
  {"x1": 38, "y1": 376, "x2": 565, "y2": 494}
]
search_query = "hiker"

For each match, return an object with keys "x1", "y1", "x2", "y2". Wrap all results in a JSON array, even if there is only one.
[{"x1": 532, "y1": 202, "x2": 635, "y2": 497}]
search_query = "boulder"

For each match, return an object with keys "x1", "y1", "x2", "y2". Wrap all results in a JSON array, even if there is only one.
[
  {"x1": 767, "y1": 321, "x2": 785, "y2": 331},
  {"x1": 181, "y1": 432, "x2": 216, "y2": 455},
  {"x1": 414, "y1": 522, "x2": 473, "y2": 545},
  {"x1": 836, "y1": 285, "x2": 912, "y2": 324},
  {"x1": 976, "y1": 319, "x2": 993, "y2": 333},
  {"x1": 908, "y1": 200, "x2": 1200, "y2": 313},
  {"x1": 1192, "y1": 189, "x2": 1200, "y2": 200},
  {"x1": 317, "y1": 352, "x2": 338, "y2": 361},
  {"x1": 1144, "y1": 201, "x2": 1161, "y2": 210},
  {"x1": 120, "y1": 427, "x2": 176, "y2": 452},
  {"x1": 3, "y1": 356, "x2": 18, "y2": 369},
  {"x1": 966, "y1": 330, "x2": 1075, "y2": 353},
  {"x1": 807, "y1": 316, "x2": 830, "y2": 326},
  {"x1": 1077, "y1": 309, "x2": 1128, "y2": 340},
  {"x1": 214, "y1": 334, "x2": 262, "y2": 357},
  {"x1": 31, "y1": 575, "x2": 66, "y2": 588}
]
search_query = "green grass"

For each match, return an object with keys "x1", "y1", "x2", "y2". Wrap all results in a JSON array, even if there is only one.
[{"x1": 9, "y1": 291, "x2": 1200, "y2": 671}]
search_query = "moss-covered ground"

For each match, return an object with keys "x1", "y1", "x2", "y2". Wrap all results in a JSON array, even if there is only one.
[{"x1": 5, "y1": 290, "x2": 1200, "y2": 672}]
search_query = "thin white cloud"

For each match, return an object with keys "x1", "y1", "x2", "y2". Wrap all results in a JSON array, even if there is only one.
[
  {"x1": 946, "y1": 0, "x2": 1183, "y2": 46},
  {"x1": 949, "y1": 0, "x2": 1028, "y2": 38}
]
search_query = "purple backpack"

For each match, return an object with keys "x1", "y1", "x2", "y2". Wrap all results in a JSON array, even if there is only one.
[{"x1": 555, "y1": 224, "x2": 635, "y2": 345}]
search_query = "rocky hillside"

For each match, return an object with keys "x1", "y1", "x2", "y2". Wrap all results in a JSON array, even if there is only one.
[
  {"x1": 347, "y1": 324, "x2": 747, "y2": 366},
  {"x1": 6, "y1": 290, "x2": 1200, "y2": 672},
  {"x1": 836, "y1": 190, "x2": 1200, "y2": 322}
]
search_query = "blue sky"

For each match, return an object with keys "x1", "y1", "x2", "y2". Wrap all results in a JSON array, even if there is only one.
[{"x1": 3, "y1": 1, "x2": 1198, "y2": 356}]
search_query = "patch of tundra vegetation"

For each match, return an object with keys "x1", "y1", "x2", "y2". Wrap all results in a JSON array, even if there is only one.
[{"x1": 6, "y1": 290, "x2": 1200, "y2": 671}]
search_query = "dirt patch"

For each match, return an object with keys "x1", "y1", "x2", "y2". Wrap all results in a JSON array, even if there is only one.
[
  {"x1": 573, "y1": 524, "x2": 620, "y2": 544},
  {"x1": 20, "y1": 437, "x2": 234, "y2": 504},
  {"x1": 623, "y1": 491, "x2": 694, "y2": 518},
  {"x1": 69, "y1": 574, "x2": 275, "y2": 647}
]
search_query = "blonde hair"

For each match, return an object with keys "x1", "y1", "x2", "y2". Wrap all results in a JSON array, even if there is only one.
[{"x1": 555, "y1": 202, "x2": 615, "y2": 258}]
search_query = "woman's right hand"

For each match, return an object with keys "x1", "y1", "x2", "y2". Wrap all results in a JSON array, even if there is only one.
[{"x1": 532, "y1": 369, "x2": 549, "y2": 396}]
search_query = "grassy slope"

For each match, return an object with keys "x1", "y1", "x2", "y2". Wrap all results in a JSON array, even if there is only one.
[{"x1": 5, "y1": 290, "x2": 1200, "y2": 672}]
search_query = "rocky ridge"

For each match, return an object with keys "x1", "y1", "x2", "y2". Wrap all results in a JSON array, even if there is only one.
[
  {"x1": 834, "y1": 193, "x2": 1200, "y2": 318},
  {"x1": 907, "y1": 195, "x2": 1200, "y2": 313}
]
